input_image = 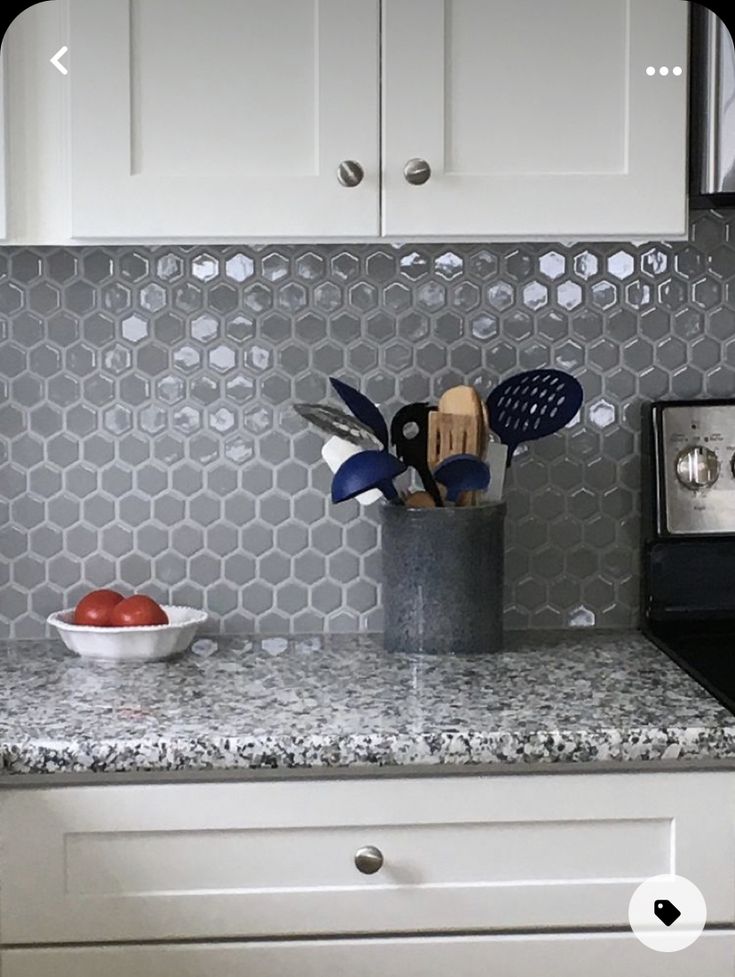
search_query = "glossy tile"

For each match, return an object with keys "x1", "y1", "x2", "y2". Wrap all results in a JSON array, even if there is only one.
[{"x1": 2, "y1": 216, "x2": 735, "y2": 636}]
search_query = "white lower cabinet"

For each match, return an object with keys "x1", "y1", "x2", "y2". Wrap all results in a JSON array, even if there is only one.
[
  {"x1": 1, "y1": 770, "x2": 734, "y2": 973},
  {"x1": 4, "y1": 933, "x2": 735, "y2": 977},
  {"x1": 2, "y1": 771, "x2": 734, "y2": 944}
]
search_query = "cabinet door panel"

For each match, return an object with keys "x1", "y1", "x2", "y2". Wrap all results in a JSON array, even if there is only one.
[
  {"x1": 383, "y1": 0, "x2": 688, "y2": 238},
  {"x1": 0, "y1": 46, "x2": 7, "y2": 239},
  {"x1": 70, "y1": 0, "x2": 379, "y2": 238},
  {"x1": 4, "y1": 934, "x2": 735, "y2": 977}
]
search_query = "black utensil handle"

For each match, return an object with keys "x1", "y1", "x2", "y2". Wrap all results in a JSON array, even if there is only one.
[
  {"x1": 418, "y1": 467, "x2": 444, "y2": 506},
  {"x1": 390, "y1": 402, "x2": 444, "y2": 507}
]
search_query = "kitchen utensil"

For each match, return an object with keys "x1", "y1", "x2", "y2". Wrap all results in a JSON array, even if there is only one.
[
  {"x1": 329, "y1": 377, "x2": 389, "y2": 448},
  {"x1": 485, "y1": 440, "x2": 510, "y2": 501},
  {"x1": 437, "y1": 384, "x2": 487, "y2": 503},
  {"x1": 404, "y1": 490, "x2": 438, "y2": 508},
  {"x1": 331, "y1": 449, "x2": 406, "y2": 504},
  {"x1": 390, "y1": 403, "x2": 443, "y2": 506},
  {"x1": 437, "y1": 385, "x2": 485, "y2": 452},
  {"x1": 438, "y1": 384, "x2": 485, "y2": 424},
  {"x1": 47, "y1": 606, "x2": 208, "y2": 662},
  {"x1": 427, "y1": 412, "x2": 480, "y2": 468},
  {"x1": 293, "y1": 403, "x2": 382, "y2": 448},
  {"x1": 433, "y1": 454, "x2": 491, "y2": 504},
  {"x1": 321, "y1": 436, "x2": 382, "y2": 506},
  {"x1": 486, "y1": 368, "x2": 583, "y2": 464}
]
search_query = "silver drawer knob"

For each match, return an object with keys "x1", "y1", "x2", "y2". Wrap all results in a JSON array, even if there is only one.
[
  {"x1": 337, "y1": 160, "x2": 364, "y2": 187},
  {"x1": 354, "y1": 845, "x2": 383, "y2": 874},
  {"x1": 403, "y1": 158, "x2": 431, "y2": 185}
]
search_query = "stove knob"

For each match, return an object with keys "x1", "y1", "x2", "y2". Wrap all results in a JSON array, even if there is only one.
[{"x1": 675, "y1": 445, "x2": 720, "y2": 490}]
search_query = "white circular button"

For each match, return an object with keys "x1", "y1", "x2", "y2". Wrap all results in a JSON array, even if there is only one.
[
  {"x1": 628, "y1": 874, "x2": 706, "y2": 952},
  {"x1": 660, "y1": 66, "x2": 670, "y2": 76}
]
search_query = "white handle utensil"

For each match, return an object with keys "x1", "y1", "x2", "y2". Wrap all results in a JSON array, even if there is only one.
[{"x1": 485, "y1": 441, "x2": 508, "y2": 501}]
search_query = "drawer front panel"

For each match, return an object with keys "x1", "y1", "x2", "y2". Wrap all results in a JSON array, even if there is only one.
[
  {"x1": 2, "y1": 771, "x2": 732, "y2": 943},
  {"x1": 64, "y1": 816, "x2": 668, "y2": 895},
  {"x1": 4, "y1": 934, "x2": 735, "y2": 977}
]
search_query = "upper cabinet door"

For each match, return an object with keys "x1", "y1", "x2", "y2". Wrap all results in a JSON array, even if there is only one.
[
  {"x1": 382, "y1": 0, "x2": 689, "y2": 239},
  {"x1": 69, "y1": 0, "x2": 379, "y2": 239},
  {"x1": 0, "y1": 47, "x2": 7, "y2": 240}
]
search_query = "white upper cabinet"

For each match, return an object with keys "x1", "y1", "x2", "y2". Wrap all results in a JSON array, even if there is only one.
[
  {"x1": 68, "y1": 0, "x2": 380, "y2": 238},
  {"x1": 1, "y1": 0, "x2": 690, "y2": 241},
  {"x1": 0, "y1": 48, "x2": 7, "y2": 240},
  {"x1": 382, "y1": 0, "x2": 689, "y2": 239}
]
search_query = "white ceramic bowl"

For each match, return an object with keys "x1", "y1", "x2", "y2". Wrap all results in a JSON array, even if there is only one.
[{"x1": 47, "y1": 605, "x2": 208, "y2": 662}]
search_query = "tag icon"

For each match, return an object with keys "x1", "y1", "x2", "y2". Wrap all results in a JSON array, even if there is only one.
[
  {"x1": 654, "y1": 899, "x2": 681, "y2": 927},
  {"x1": 629, "y1": 875, "x2": 706, "y2": 952}
]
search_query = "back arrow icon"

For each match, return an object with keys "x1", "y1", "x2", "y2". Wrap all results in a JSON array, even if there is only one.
[{"x1": 50, "y1": 46, "x2": 68, "y2": 75}]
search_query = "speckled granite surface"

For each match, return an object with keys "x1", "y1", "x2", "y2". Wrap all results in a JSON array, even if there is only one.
[{"x1": 1, "y1": 631, "x2": 734, "y2": 775}]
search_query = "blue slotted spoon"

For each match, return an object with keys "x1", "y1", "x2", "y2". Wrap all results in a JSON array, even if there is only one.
[{"x1": 486, "y1": 369, "x2": 583, "y2": 465}]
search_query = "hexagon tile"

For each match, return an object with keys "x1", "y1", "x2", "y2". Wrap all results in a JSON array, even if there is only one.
[{"x1": 3, "y1": 211, "x2": 735, "y2": 637}]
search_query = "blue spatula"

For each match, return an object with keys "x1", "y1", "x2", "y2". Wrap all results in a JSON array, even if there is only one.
[
  {"x1": 330, "y1": 377, "x2": 389, "y2": 449},
  {"x1": 433, "y1": 454, "x2": 491, "y2": 504},
  {"x1": 331, "y1": 450, "x2": 406, "y2": 504}
]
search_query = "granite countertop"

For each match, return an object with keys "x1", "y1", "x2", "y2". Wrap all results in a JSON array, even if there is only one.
[{"x1": 1, "y1": 631, "x2": 734, "y2": 776}]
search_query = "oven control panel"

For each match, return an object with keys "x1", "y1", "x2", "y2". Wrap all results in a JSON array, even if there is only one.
[{"x1": 659, "y1": 403, "x2": 735, "y2": 535}]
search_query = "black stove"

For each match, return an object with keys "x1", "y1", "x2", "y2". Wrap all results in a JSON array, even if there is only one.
[{"x1": 643, "y1": 400, "x2": 735, "y2": 715}]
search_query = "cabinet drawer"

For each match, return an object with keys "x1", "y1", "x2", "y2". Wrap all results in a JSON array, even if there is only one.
[
  {"x1": 2, "y1": 772, "x2": 733, "y2": 944},
  {"x1": 4, "y1": 933, "x2": 735, "y2": 977}
]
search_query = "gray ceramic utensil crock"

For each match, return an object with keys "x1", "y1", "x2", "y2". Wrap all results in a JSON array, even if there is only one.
[{"x1": 381, "y1": 502, "x2": 505, "y2": 655}]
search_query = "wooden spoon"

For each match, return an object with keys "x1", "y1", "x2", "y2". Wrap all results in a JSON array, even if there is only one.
[{"x1": 404, "y1": 490, "x2": 437, "y2": 508}]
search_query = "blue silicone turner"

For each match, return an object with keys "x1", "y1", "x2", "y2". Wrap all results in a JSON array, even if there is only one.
[
  {"x1": 330, "y1": 377, "x2": 389, "y2": 449},
  {"x1": 331, "y1": 449, "x2": 406, "y2": 504},
  {"x1": 486, "y1": 368, "x2": 583, "y2": 464},
  {"x1": 433, "y1": 454, "x2": 490, "y2": 504}
]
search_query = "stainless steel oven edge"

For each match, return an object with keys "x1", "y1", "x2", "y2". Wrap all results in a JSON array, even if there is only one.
[{"x1": 690, "y1": 4, "x2": 735, "y2": 205}]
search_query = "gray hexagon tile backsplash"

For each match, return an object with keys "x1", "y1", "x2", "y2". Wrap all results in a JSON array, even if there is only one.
[{"x1": 3, "y1": 210, "x2": 735, "y2": 637}]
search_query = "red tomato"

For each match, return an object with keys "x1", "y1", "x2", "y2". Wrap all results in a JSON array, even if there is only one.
[
  {"x1": 109, "y1": 595, "x2": 169, "y2": 628},
  {"x1": 74, "y1": 589, "x2": 124, "y2": 627}
]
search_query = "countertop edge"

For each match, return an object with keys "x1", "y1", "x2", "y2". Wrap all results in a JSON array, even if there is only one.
[{"x1": 5, "y1": 723, "x2": 735, "y2": 776}]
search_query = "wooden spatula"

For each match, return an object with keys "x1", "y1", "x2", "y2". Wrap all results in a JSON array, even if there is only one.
[
  {"x1": 438, "y1": 384, "x2": 483, "y2": 420},
  {"x1": 428, "y1": 385, "x2": 486, "y2": 466},
  {"x1": 430, "y1": 385, "x2": 488, "y2": 503},
  {"x1": 427, "y1": 412, "x2": 479, "y2": 468}
]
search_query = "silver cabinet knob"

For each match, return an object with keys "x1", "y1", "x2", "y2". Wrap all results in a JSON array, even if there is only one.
[
  {"x1": 354, "y1": 845, "x2": 383, "y2": 874},
  {"x1": 403, "y1": 158, "x2": 431, "y2": 185},
  {"x1": 337, "y1": 160, "x2": 364, "y2": 187}
]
